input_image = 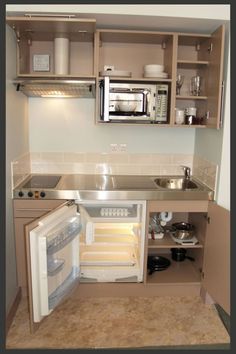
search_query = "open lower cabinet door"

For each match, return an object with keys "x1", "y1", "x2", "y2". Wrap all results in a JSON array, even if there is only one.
[
  {"x1": 25, "y1": 202, "x2": 81, "y2": 333},
  {"x1": 202, "y1": 202, "x2": 230, "y2": 314}
]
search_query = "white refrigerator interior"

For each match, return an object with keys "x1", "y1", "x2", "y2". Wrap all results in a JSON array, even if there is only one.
[
  {"x1": 78, "y1": 200, "x2": 146, "y2": 282},
  {"x1": 30, "y1": 204, "x2": 80, "y2": 323}
]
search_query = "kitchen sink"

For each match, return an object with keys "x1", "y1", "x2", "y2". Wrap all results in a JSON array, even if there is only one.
[{"x1": 154, "y1": 177, "x2": 199, "y2": 190}]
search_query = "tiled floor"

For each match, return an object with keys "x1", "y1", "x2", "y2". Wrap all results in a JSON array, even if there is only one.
[{"x1": 6, "y1": 296, "x2": 230, "y2": 349}]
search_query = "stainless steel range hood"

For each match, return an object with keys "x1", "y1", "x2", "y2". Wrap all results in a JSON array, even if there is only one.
[{"x1": 14, "y1": 78, "x2": 96, "y2": 98}]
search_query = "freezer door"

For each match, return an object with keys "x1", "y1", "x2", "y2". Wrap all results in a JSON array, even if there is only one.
[{"x1": 25, "y1": 203, "x2": 81, "y2": 332}]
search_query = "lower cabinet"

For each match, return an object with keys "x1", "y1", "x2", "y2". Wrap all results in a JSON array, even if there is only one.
[
  {"x1": 13, "y1": 197, "x2": 230, "y2": 333},
  {"x1": 144, "y1": 200, "x2": 230, "y2": 315}
]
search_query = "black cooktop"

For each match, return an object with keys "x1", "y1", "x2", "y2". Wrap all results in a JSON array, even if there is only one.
[{"x1": 22, "y1": 175, "x2": 61, "y2": 189}]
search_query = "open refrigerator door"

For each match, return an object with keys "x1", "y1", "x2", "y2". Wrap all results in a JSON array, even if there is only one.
[{"x1": 28, "y1": 204, "x2": 81, "y2": 324}]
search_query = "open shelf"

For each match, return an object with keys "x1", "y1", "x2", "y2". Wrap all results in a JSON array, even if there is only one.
[
  {"x1": 148, "y1": 233, "x2": 203, "y2": 249},
  {"x1": 146, "y1": 254, "x2": 201, "y2": 285},
  {"x1": 98, "y1": 76, "x2": 172, "y2": 82},
  {"x1": 176, "y1": 95, "x2": 207, "y2": 100},
  {"x1": 177, "y1": 60, "x2": 209, "y2": 68}
]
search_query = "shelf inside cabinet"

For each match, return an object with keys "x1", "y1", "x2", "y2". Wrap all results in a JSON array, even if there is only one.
[
  {"x1": 177, "y1": 60, "x2": 209, "y2": 68},
  {"x1": 176, "y1": 95, "x2": 207, "y2": 100},
  {"x1": 148, "y1": 233, "x2": 203, "y2": 249},
  {"x1": 98, "y1": 76, "x2": 172, "y2": 82},
  {"x1": 146, "y1": 255, "x2": 201, "y2": 284}
]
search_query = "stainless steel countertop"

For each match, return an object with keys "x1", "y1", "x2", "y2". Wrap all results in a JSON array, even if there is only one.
[{"x1": 14, "y1": 174, "x2": 214, "y2": 201}]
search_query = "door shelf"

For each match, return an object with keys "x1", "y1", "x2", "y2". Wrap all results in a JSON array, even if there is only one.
[
  {"x1": 146, "y1": 255, "x2": 201, "y2": 285},
  {"x1": 148, "y1": 233, "x2": 203, "y2": 249}
]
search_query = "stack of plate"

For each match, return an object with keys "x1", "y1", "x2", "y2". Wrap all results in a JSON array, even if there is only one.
[{"x1": 143, "y1": 64, "x2": 168, "y2": 78}]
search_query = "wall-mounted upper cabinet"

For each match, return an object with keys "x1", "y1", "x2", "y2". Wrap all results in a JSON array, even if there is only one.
[
  {"x1": 6, "y1": 16, "x2": 97, "y2": 78},
  {"x1": 6, "y1": 16, "x2": 225, "y2": 128},
  {"x1": 175, "y1": 26, "x2": 225, "y2": 129}
]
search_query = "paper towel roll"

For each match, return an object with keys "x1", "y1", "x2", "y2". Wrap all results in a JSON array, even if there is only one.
[
  {"x1": 160, "y1": 211, "x2": 173, "y2": 222},
  {"x1": 54, "y1": 37, "x2": 70, "y2": 75}
]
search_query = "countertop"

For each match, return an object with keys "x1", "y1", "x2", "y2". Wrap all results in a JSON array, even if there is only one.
[{"x1": 14, "y1": 174, "x2": 214, "y2": 201}]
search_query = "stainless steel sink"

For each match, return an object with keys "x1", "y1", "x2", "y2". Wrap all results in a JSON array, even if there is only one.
[{"x1": 154, "y1": 177, "x2": 199, "y2": 190}]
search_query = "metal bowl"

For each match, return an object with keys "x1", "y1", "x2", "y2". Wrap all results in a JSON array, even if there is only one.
[{"x1": 171, "y1": 222, "x2": 195, "y2": 240}]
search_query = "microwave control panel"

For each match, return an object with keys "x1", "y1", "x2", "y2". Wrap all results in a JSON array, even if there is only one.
[{"x1": 155, "y1": 84, "x2": 168, "y2": 122}]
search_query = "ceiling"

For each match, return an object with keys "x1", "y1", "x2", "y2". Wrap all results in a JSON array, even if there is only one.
[{"x1": 6, "y1": 10, "x2": 230, "y2": 35}]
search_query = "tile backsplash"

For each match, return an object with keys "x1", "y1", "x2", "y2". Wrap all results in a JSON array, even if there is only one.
[
  {"x1": 30, "y1": 152, "x2": 193, "y2": 177},
  {"x1": 11, "y1": 152, "x2": 218, "y2": 191}
]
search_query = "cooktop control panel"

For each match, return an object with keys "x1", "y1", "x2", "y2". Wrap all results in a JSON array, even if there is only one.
[{"x1": 14, "y1": 175, "x2": 61, "y2": 199}]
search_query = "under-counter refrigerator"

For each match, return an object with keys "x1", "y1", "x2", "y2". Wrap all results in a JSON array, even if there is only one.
[{"x1": 25, "y1": 200, "x2": 146, "y2": 331}]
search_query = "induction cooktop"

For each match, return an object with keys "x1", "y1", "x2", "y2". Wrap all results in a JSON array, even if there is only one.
[{"x1": 22, "y1": 175, "x2": 61, "y2": 189}]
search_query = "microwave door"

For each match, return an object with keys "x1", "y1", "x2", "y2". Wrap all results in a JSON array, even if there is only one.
[
  {"x1": 100, "y1": 76, "x2": 110, "y2": 122},
  {"x1": 25, "y1": 203, "x2": 81, "y2": 333}
]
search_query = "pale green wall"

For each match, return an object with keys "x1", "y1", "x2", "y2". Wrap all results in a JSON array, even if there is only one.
[{"x1": 6, "y1": 26, "x2": 29, "y2": 313}]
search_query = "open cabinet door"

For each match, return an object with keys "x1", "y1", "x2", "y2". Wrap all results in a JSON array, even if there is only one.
[
  {"x1": 25, "y1": 202, "x2": 81, "y2": 333},
  {"x1": 202, "y1": 202, "x2": 230, "y2": 314},
  {"x1": 205, "y1": 25, "x2": 225, "y2": 128}
]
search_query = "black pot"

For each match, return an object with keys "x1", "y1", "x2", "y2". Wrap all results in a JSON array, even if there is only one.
[
  {"x1": 147, "y1": 255, "x2": 171, "y2": 274},
  {"x1": 170, "y1": 248, "x2": 195, "y2": 262}
]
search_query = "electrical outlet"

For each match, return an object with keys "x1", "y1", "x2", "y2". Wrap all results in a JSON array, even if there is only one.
[
  {"x1": 110, "y1": 143, "x2": 118, "y2": 152},
  {"x1": 104, "y1": 65, "x2": 114, "y2": 71},
  {"x1": 120, "y1": 143, "x2": 127, "y2": 152}
]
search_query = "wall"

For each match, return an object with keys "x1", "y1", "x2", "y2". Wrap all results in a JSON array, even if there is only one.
[
  {"x1": 28, "y1": 98, "x2": 195, "y2": 154},
  {"x1": 6, "y1": 25, "x2": 29, "y2": 314}
]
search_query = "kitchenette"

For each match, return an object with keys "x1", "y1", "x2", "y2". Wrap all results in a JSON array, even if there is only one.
[{"x1": 5, "y1": 4, "x2": 230, "y2": 349}]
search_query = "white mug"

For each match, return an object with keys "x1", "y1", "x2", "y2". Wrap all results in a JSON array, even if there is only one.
[{"x1": 175, "y1": 109, "x2": 185, "y2": 124}]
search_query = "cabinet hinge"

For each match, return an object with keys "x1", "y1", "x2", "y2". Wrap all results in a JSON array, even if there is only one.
[
  {"x1": 207, "y1": 216, "x2": 211, "y2": 224},
  {"x1": 205, "y1": 111, "x2": 210, "y2": 120},
  {"x1": 201, "y1": 271, "x2": 205, "y2": 279},
  {"x1": 67, "y1": 200, "x2": 75, "y2": 207},
  {"x1": 207, "y1": 43, "x2": 213, "y2": 53},
  {"x1": 195, "y1": 43, "x2": 201, "y2": 51},
  {"x1": 162, "y1": 41, "x2": 166, "y2": 49}
]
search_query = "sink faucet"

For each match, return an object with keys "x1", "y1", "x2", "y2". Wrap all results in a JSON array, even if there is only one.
[{"x1": 181, "y1": 165, "x2": 191, "y2": 179}]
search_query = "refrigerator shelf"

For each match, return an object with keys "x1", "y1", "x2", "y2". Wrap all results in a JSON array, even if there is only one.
[{"x1": 80, "y1": 250, "x2": 136, "y2": 266}]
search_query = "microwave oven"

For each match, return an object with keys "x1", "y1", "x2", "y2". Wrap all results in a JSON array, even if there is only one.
[{"x1": 99, "y1": 77, "x2": 169, "y2": 123}]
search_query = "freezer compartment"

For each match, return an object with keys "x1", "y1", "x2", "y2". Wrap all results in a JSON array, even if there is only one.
[{"x1": 79, "y1": 203, "x2": 142, "y2": 223}]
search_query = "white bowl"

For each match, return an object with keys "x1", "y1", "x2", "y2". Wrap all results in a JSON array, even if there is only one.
[
  {"x1": 115, "y1": 101, "x2": 137, "y2": 112},
  {"x1": 144, "y1": 64, "x2": 164, "y2": 72}
]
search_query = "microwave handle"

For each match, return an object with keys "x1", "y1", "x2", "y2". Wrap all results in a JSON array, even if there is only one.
[{"x1": 101, "y1": 76, "x2": 110, "y2": 122}]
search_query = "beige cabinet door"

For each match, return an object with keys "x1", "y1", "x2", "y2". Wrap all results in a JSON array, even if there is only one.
[
  {"x1": 202, "y1": 202, "x2": 230, "y2": 314},
  {"x1": 205, "y1": 25, "x2": 225, "y2": 128}
]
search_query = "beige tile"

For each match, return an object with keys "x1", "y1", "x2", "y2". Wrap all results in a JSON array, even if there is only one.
[
  {"x1": 129, "y1": 154, "x2": 152, "y2": 164},
  {"x1": 40, "y1": 152, "x2": 64, "y2": 162},
  {"x1": 151, "y1": 154, "x2": 172, "y2": 164},
  {"x1": 107, "y1": 153, "x2": 129, "y2": 164},
  {"x1": 85, "y1": 153, "x2": 109, "y2": 163},
  {"x1": 63, "y1": 153, "x2": 86, "y2": 163},
  {"x1": 116, "y1": 165, "x2": 142, "y2": 175},
  {"x1": 171, "y1": 154, "x2": 193, "y2": 166}
]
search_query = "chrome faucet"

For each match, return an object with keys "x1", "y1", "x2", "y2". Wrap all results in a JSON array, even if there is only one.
[{"x1": 181, "y1": 165, "x2": 191, "y2": 179}]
